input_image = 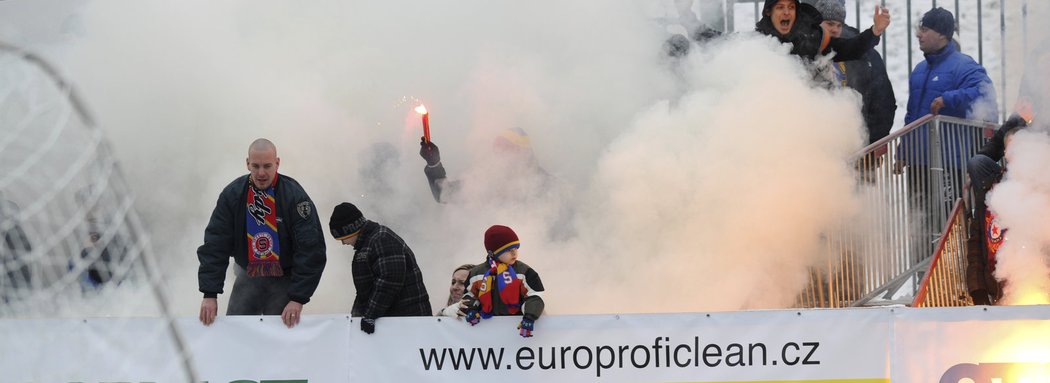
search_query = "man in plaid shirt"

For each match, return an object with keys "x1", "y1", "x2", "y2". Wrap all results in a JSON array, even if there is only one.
[{"x1": 329, "y1": 202, "x2": 431, "y2": 334}]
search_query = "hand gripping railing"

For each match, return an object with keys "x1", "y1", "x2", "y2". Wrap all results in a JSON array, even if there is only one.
[
  {"x1": 795, "y1": 115, "x2": 994, "y2": 308},
  {"x1": 912, "y1": 198, "x2": 974, "y2": 307}
]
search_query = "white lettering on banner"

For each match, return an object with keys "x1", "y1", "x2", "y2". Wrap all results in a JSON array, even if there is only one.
[{"x1": 8, "y1": 307, "x2": 1050, "y2": 382}]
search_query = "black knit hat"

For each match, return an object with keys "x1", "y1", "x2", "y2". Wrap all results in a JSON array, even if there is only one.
[
  {"x1": 921, "y1": 7, "x2": 955, "y2": 38},
  {"x1": 329, "y1": 202, "x2": 366, "y2": 240}
]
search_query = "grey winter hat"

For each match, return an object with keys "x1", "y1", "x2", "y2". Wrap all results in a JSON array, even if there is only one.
[
  {"x1": 921, "y1": 7, "x2": 956, "y2": 38},
  {"x1": 813, "y1": 0, "x2": 845, "y2": 23}
]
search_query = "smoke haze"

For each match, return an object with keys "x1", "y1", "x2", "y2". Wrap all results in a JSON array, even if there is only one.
[
  {"x1": 1, "y1": 0, "x2": 871, "y2": 316},
  {"x1": 984, "y1": 2, "x2": 1050, "y2": 306},
  {"x1": 988, "y1": 129, "x2": 1050, "y2": 305}
]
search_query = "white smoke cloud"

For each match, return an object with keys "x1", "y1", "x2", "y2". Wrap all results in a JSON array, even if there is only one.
[
  {"x1": 0, "y1": 0, "x2": 871, "y2": 316},
  {"x1": 542, "y1": 35, "x2": 867, "y2": 313},
  {"x1": 988, "y1": 128, "x2": 1050, "y2": 305},
  {"x1": 28, "y1": 0, "x2": 675, "y2": 315},
  {"x1": 980, "y1": 0, "x2": 1050, "y2": 306}
]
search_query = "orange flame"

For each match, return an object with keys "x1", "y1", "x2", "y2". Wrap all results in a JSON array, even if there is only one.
[
  {"x1": 1005, "y1": 290, "x2": 1050, "y2": 306},
  {"x1": 414, "y1": 105, "x2": 428, "y2": 115},
  {"x1": 981, "y1": 322, "x2": 1050, "y2": 380}
]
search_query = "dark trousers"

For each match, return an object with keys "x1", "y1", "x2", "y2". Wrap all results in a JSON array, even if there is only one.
[{"x1": 227, "y1": 265, "x2": 292, "y2": 315}]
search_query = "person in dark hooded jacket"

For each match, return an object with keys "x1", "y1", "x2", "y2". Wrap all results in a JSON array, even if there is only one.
[
  {"x1": 964, "y1": 117, "x2": 1028, "y2": 305},
  {"x1": 813, "y1": 0, "x2": 896, "y2": 145},
  {"x1": 755, "y1": 0, "x2": 890, "y2": 62}
]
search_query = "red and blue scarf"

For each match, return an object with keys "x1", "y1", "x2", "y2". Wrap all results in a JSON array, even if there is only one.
[
  {"x1": 246, "y1": 179, "x2": 283, "y2": 277},
  {"x1": 478, "y1": 256, "x2": 521, "y2": 318}
]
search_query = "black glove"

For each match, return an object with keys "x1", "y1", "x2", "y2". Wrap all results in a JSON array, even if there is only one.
[
  {"x1": 361, "y1": 318, "x2": 376, "y2": 334},
  {"x1": 419, "y1": 138, "x2": 441, "y2": 166}
]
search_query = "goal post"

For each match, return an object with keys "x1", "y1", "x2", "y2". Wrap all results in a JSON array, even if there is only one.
[{"x1": 0, "y1": 41, "x2": 199, "y2": 381}]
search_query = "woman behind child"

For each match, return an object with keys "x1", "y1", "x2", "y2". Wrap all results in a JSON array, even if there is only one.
[
  {"x1": 437, "y1": 263, "x2": 474, "y2": 317},
  {"x1": 460, "y1": 225, "x2": 545, "y2": 337}
]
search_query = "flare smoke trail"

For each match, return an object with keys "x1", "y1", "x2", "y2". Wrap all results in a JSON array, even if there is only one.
[
  {"x1": 556, "y1": 36, "x2": 866, "y2": 312},
  {"x1": 987, "y1": 129, "x2": 1050, "y2": 305},
  {"x1": 984, "y1": 1, "x2": 1050, "y2": 306}
]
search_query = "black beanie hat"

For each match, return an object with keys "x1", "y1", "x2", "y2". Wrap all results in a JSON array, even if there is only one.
[
  {"x1": 921, "y1": 7, "x2": 955, "y2": 39},
  {"x1": 329, "y1": 202, "x2": 366, "y2": 240}
]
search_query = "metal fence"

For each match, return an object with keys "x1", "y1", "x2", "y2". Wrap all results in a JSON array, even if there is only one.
[
  {"x1": 724, "y1": 0, "x2": 1027, "y2": 123},
  {"x1": 912, "y1": 198, "x2": 974, "y2": 307},
  {"x1": 796, "y1": 114, "x2": 993, "y2": 308}
]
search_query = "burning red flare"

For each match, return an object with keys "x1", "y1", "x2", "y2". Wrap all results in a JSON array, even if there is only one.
[{"x1": 415, "y1": 104, "x2": 431, "y2": 143}]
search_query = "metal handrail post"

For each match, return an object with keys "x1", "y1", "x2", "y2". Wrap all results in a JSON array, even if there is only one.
[
  {"x1": 882, "y1": 0, "x2": 888, "y2": 62},
  {"x1": 907, "y1": 0, "x2": 913, "y2": 71},
  {"x1": 932, "y1": 119, "x2": 949, "y2": 250},
  {"x1": 1000, "y1": 0, "x2": 1007, "y2": 123},
  {"x1": 855, "y1": 0, "x2": 860, "y2": 32},
  {"x1": 1023, "y1": 1, "x2": 1029, "y2": 54},
  {"x1": 978, "y1": 0, "x2": 984, "y2": 65}
]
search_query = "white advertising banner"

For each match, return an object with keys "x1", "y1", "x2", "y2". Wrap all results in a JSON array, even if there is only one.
[
  {"x1": 0, "y1": 317, "x2": 191, "y2": 382},
  {"x1": 350, "y1": 309, "x2": 892, "y2": 382},
  {"x1": 893, "y1": 305, "x2": 1050, "y2": 383},
  {"x1": 15, "y1": 306, "x2": 1050, "y2": 383},
  {"x1": 180, "y1": 316, "x2": 351, "y2": 383},
  {"x1": 0, "y1": 316, "x2": 350, "y2": 383}
]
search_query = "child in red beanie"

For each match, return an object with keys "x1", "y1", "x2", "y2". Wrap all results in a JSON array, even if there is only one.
[{"x1": 461, "y1": 225, "x2": 545, "y2": 337}]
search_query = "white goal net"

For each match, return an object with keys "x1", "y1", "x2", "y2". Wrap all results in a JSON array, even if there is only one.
[{"x1": 0, "y1": 41, "x2": 198, "y2": 380}]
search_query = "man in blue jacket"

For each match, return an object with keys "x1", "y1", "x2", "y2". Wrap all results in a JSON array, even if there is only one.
[
  {"x1": 898, "y1": 8, "x2": 997, "y2": 260},
  {"x1": 904, "y1": 7, "x2": 997, "y2": 125}
]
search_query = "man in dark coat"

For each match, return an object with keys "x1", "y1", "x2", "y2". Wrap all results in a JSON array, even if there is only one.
[
  {"x1": 329, "y1": 202, "x2": 431, "y2": 334},
  {"x1": 197, "y1": 139, "x2": 327, "y2": 328},
  {"x1": 812, "y1": 0, "x2": 896, "y2": 145},
  {"x1": 755, "y1": 0, "x2": 890, "y2": 62}
]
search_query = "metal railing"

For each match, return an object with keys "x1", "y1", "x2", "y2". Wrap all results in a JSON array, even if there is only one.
[
  {"x1": 912, "y1": 198, "x2": 974, "y2": 307},
  {"x1": 796, "y1": 115, "x2": 994, "y2": 308},
  {"x1": 726, "y1": 0, "x2": 1021, "y2": 122}
]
